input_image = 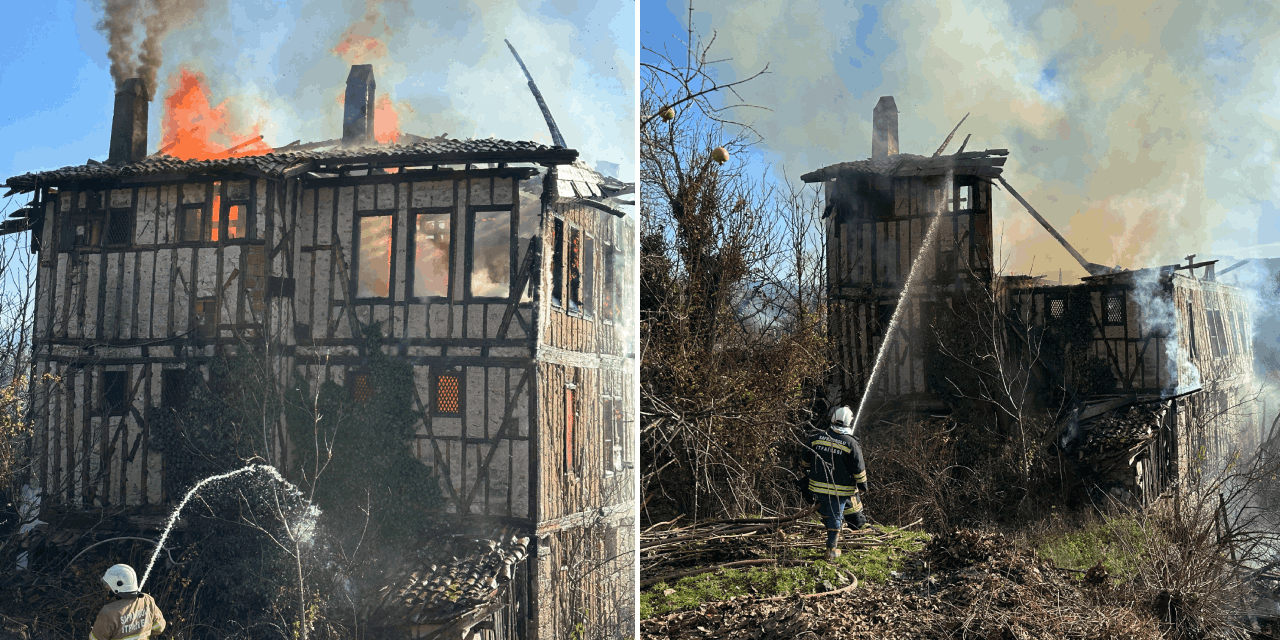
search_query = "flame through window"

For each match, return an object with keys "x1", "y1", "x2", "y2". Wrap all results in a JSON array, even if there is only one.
[
  {"x1": 413, "y1": 213, "x2": 450, "y2": 298},
  {"x1": 470, "y1": 209, "x2": 511, "y2": 298},
  {"x1": 357, "y1": 215, "x2": 393, "y2": 298}
]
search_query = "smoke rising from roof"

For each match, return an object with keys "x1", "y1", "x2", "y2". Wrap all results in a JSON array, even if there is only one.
[{"x1": 97, "y1": 0, "x2": 209, "y2": 99}]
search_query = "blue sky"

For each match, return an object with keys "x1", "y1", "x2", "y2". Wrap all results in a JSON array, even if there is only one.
[
  {"x1": 642, "y1": 0, "x2": 1280, "y2": 281},
  {"x1": 0, "y1": 0, "x2": 636, "y2": 209}
]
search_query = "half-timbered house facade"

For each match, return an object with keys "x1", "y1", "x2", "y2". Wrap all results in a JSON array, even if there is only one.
[{"x1": 2, "y1": 65, "x2": 635, "y2": 639}]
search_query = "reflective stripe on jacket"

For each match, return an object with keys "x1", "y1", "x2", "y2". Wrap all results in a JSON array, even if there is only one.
[
  {"x1": 90, "y1": 593, "x2": 165, "y2": 640},
  {"x1": 801, "y1": 428, "x2": 867, "y2": 503}
]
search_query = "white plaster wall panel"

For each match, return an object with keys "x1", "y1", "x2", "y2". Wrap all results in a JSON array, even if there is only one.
[
  {"x1": 83, "y1": 257, "x2": 101, "y2": 339},
  {"x1": 196, "y1": 248, "x2": 217, "y2": 298},
  {"x1": 330, "y1": 367, "x2": 345, "y2": 387},
  {"x1": 374, "y1": 305, "x2": 391, "y2": 333},
  {"x1": 160, "y1": 186, "x2": 177, "y2": 244},
  {"x1": 317, "y1": 188, "x2": 334, "y2": 245},
  {"x1": 135, "y1": 188, "x2": 155, "y2": 245},
  {"x1": 410, "y1": 182, "x2": 429, "y2": 208},
  {"x1": 431, "y1": 181, "x2": 453, "y2": 207},
  {"x1": 334, "y1": 310, "x2": 353, "y2": 340},
  {"x1": 300, "y1": 189, "x2": 316, "y2": 244},
  {"x1": 79, "y1": 192, "x2": 89, "y2": 210},
  {"x1": 394, "y1": 183, "x2": 408, "y2": 303},
  {"x1": 357, "y1": 184, "x2": 375, "y2": 211},
  {"x1": 464, "y1": 443, "x2": 481, "y2": 514},
  {"x1": 336, "y1": 188, "x2": 354, "y2": 273},
  {"x1": 510, "y1": 373, "x2": 530, "y2": 438},
  {"x1": 173, "y1": 248, "x2": 193, "y2": 333},
  {"x1": 391, "y1": 306, "x2": 405, "y2": 339},
  {"x1": 486, "y1": 438, "x2": 510, "y2": 515},
  {"x1": 54, "y1": 254, "x2": 69, "y2": 337},
  {"x1": 71, "y1": 374, "x2": 84, "y2": 507},
  {"x1": 296, "y1": 253, "x2": 313, "y2": 330},
  {"x1": 255, "y1": 180, "x2": 268, "y2": 240},
  {"x1": 182, "y1": 183, "x2": 205, "y2": 204},
  {"x1": 223, "y1": 245, "x2": 241, "y2": 324},
  {"x1": 487, "y1": 347, "x2": 528, "y2": 358},
  {"x1": 376, "y1": 183, "x2": 394, "y2": 209},
  {"x1": 486, "y1": 367, "x2": 506, "y2": 438},
  {"x1": 120, "y1": 253, "x2": 137, "y2": 338},
  {"x1": 407, "y1": 304, "x2": 427, "y2": 339},
  {"x1": 406, "y1": 346, "x2": 442, "y2": 357},
  {"x1": 354, "y1": 306, "x2": 371, "y2": 328},
  {"x1": 464, "y1": 305, "x2": 482, "y2": 340},
  {"x1": 103, "y1": 252, "x2": 121, "y2": 338},
  {"x1": 494, "y1": 178, "x2": 513, "y2": 205},
  {"x1": 313, "y1": 250, "x2": 331, "y2": 335},
  {"x1": 59, "y1": 192, "x2": 71, "y2": 212},
  {"x1": 153, "y1": 250, "x2": 172, "y2": 335},
  {"x1": 487, "y1": 305, "x2": 507, "y2": 340},
  {"x1": 451, "y1": 347, "x2": 481, "y2": 356},
  {"x1": 466, "y1": 366, "x2": 485, "y2": 439},
  {"x1": 433, "y1": 415, "x2": 462, "y2": 438},
  {"x1": 510, "y1": 438, "x2": 529, "y2": 517},
  {"x1": 453, "y1": 306, "x2": 465, "y2": 339},
  {"x1": 428, "y1": 304, "x2": 448, "y2": 338},
  {"x1": 470, "y1": 178, "x2": 491, "y2": 205},
  {"x1": 110, "y1": 189, "x2": 131, "y2": 208}
]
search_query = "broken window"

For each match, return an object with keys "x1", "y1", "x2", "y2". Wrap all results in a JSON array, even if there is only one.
[
  {"x1": 160, "y1": 370, "x2": 185, "y2": 409},
  {"x1": 107, "y1": 210, "x2": 131, "y2": 246},
  {"x1": 567, "y1": 227, "x2": 582, "y2": 314},
  {"x1": 412, "y1": 213, "x2": 450, "y2": 298},
  {"x1": 194, "y1": 298, "x2": 217, "y2": 336},
  {"x1": 469, "y1": 208, "x2": 511, "y2": 298},
  {"x1": 601, "y1": 241, "x2": 616, "y2": 323},
  {"x1": 582, "y1": 235, "x2": 595, "y2": 317},
  {"x1": 102, "y1": 370, "x2": 129, "y2": 416},
  {"x1": 350, "y1": 370, "x2": 375, "y2": 403},
  {"x1": 433, "y1": 372, "x2": 462, "y2": 416},
  {"x1": 356, "y1": 215, "x2": 393, "y2": 298},
  {"x1": 181, "y1": 204, "x2": 203, "y2": 242},
  {"x1": 872, "y1": 302, "x2": 896, "y2": 336},
  {"x1": 1103, "y1": 294, "x2": 1124, "y2": 325},
  {"x1": 226, "y1": 204, "x2": 246, "y2": 240},
  {"x1": 551, "y1": 218, "x2": 564, "y2": 307}
]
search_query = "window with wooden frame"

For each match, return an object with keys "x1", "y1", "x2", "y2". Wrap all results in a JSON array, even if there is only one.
[
  {"x1": 106, "y1": 209, "x2": 132, "y2": 246},
  {"x1": 411, "y1": 210, "x2": 452, "y2": 299},
  {"x1": 601, "y1": 241, "x2": 616, "y2": 323},
  {"x1": 355, "y1": 213, "x2": 394, "y2": 298},
  {"x1": 1103, "y1": 294, "x2": 1125, "y2": 326},
  {"x1": 567, "y1": 227, "x2": 582, "y2": 314},
  {"x1": 551, "y1": 217, "x2": 564, "y2": 307},
  {"x1": 433, "y1": 372, "x2": 463, "y2": 416},
  {"x1": 180, "y1": 182, "x2": 226, "y2": 243},
  {"x1": 101, "y1": 370, "x2": 129, "y2": 416},
  {"x1": 468, "y1": 206, "x2": 513, "y2": 298},
  {"x1": 602, "y1": 395, "x2": 623, "y2": 476},
  {"x1": 349, "y1": 369, "x2": 375, "y2": 403}
]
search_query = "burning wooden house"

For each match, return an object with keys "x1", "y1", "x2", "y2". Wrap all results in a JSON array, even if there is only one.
[
  {"x1": 804, "y1": 96, "x2": 1258, "y2": 505},
  {"x1": 2, "y1": 63, "x2": 635, "y2": 639}
]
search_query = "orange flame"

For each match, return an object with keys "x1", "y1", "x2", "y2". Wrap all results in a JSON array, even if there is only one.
[
  {"x1": 332, "y1": 0, "x2": 389, "y2": 65},
  {"x1": 160, "y1": 67, "x2": 272, "y2": 160},
  {"x1": 374, "y1": 95, "x2": 401, "y2": 144}
]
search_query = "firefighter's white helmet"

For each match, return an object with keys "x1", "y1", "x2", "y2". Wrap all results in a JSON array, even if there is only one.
[
  {"x1": 830, "y1": 406, "x2": 855, "y2": 435},
  {"x1": 102, "y1": 564, "x2": 139, "y2": 594}
]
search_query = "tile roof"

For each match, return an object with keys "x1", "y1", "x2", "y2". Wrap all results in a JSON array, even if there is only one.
[
  {"x1": 4, "y1": 137, "x2": 578, "y2": 195},
  {"x1": 361, "y1": 521, "x2": 532, "y2": 627},
  {"x1": 800, "y1": 149, "x2": 1009, "y2": 182}
]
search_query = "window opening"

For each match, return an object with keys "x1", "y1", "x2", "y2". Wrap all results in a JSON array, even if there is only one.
[
  {"x1": 602, "y1": 242, "x2": 616, "y2": 322},
  {"x1": 107, "y1": 210, "x2": 131, "y2": 245},
  {"x1": 1049, "y1": 297, "x2": 1066, "y2": 320},
  {"x1": 568, "y1": 227, "x2": 582, "y2": 313},
  {"x1": 210, "y1": 183, "x2": 221, "y2": 242},
  {"x1": 551, "y1": 218, "x2": 564, "y2": 307},
  {"x1": 1104, "y1": 295, "x2": 1124, "y2": 325},
  {"x1": 227, "y1": 204, "x2": 246, "y2": 240},
  {"x1": 102, "y1": 370, "x2": 129, "y2": 416},
  {"x1": 470, "y1": 208, "x2": 511, "y2": 298},
  {"x1": 351, "y1": 371, "x2": 375, "y2": 403},
  {"x1": 413, "y1": 212, "x2": 450, "y2": 298},
  {"x1": 565, "y1": 382, "x2": 577, "y2": 474},
  {"x1": 434, "y1": 373, "x2": 462, "y2": 415},
  {"x1": 195, "y1": 298, "x2": 217, "y2": 336},
  {"x1": 356, "y1": 215, "x2": 393, "y2": 298},
  {"x1": 181, "y1": 205, "x2": 202, "y2": 242},
  {"x1": 582, "y1": 235, "x2": 595, "y2": 317}
]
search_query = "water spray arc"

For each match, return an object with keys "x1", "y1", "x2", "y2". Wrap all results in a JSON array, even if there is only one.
[
  {"x1": 139, "y1": 464, "x2": 297, "y2": 589},
  {"x1": 850, "y1": 170, "x2": 954, "y2": 434}
]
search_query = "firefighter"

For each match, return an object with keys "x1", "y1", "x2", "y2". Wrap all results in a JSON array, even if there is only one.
[
  {"x1": 90, "y1": 564, "x2": 166, "y2": 640},
  {"x1": 800, "y1": 406, "x2": 869, "y2": 560}
]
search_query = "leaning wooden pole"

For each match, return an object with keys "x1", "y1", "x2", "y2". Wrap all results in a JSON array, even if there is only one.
[
  {"x1": 997, "y1": 175, "x2": 1109, "y2": 277},
  {"x1": 505, "y1": 39, "x2": 568, "y2": 148}
]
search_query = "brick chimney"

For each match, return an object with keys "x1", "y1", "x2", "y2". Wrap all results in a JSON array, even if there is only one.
[
  {"x1": 872, "y1": 96, "x2": 898, "y2": 160},
  {"x1": 343, "y1": 65, "x2": 376, "y2": 147},
  {"x1": 109, "y1": 78, "x2": 149, "y2": 164}
]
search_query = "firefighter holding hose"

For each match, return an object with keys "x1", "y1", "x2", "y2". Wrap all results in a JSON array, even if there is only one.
[
  {"x1": 90, "y1": 564, "x2": 166, "y2": 640},
  {"x1": 800, "y1": 406, "x2": 869, "y2": 560}
]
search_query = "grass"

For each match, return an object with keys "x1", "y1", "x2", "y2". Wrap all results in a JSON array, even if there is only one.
[
  {"x1": 1033, "y1": 514, "x2": 1147, "y2": 582},
  {"x1": 640, "y1": 525, "x2": 929, "y2": 619}
]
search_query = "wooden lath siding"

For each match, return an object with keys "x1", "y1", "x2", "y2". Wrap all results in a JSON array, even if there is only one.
[
  {"x1": 1171, "y1": 276, "x2": 1254, "y2": 391},
  {"x1": 824, "y1": 174, "x2": 994, "y2": 401},
  {"x1": 534, "y1": 524, "x2": 631, "y2": 640},
  {"x1": 540, "y1": 199, "x2": 629, "y2": 357}
]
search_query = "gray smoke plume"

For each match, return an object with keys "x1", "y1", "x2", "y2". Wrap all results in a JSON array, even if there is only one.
[
  {"x1": 97, "y1": 0, "x2": 209, "y2": 99},
  {"x1": 97, "y1": 0, "x2": 141, "y2": 85}
]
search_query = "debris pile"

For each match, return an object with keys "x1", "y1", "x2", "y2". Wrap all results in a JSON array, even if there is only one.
[{"x1": 641, "y1": 527, "x2": 1164, "y2": 639}]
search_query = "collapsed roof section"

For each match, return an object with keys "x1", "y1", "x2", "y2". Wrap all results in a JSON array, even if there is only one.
[{"x1": 800, "y1": 149, "x2": 1009, "y2": 183}]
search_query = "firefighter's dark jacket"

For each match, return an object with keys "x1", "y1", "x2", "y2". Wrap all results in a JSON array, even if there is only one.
[{"x1": 801, "y1": 428, "x2": 868, "y2": 506}]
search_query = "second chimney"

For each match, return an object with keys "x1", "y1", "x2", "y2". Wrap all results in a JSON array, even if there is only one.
[
  {"x1": 343, "y1": 65, "x2": 376, "y2": 147},
  {"x1": 872, "y1": 96, "x2": 898, "y2": 160},
  {"x1": 109, "y1": 78, "x2": 149, "y2": 164}
]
